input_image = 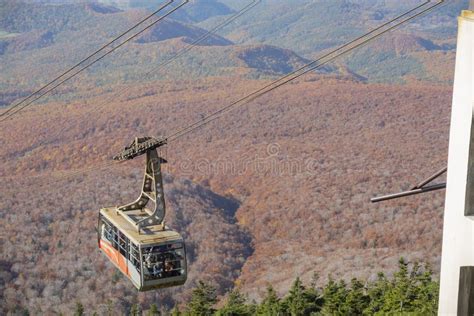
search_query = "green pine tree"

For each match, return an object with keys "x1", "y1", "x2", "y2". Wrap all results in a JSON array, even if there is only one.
[
  {"x1": 74, "y1": 302, "x2": 84, "y2": 316},
  {"x1": 303, "y1": 274, "x2": 324, "y2": 315},
  {"x1": 217, "y1": 288, "x2": 251, "y2": 316},
  {"x1": 171, "y1": 306, "x2": 181, "y2": 316},
  {"x1": 247, "y1": 300, "x2": 258, "y2": 315},
  {"x1": 147, "y1": 304, "x2": 161, "y2": 316},
  {"x1": 160, "y1": 261, "x2": 440, "y2": 315},
  {"x1": 130, "y1": 304, "x2": 141, "y2": 316},
  {"x1": 364, "y1": 272, "x2": 389, "y2": 315},
  {"x1": 321, "y1": 278, "x2": 348, "y2": 316},
  {"x1": 185, "y1": 281, "x2": 217, "y2": 316},
  {"x1": 343, "y1": 278, "x2": 369, "y2": 315},
  {"x1": 106, "y1": 300, "x2": 114, "y2": 316},
  {"x1": 282, "y1": 277, "x2": 307, "y2": 316},
  {"x1": 256, "y1": 285, "x2": 282, "y2": 315},
  {"x1": 412, "y1": 263, "x2": 439, "y2": 314},
  {"x1": 381, "y1": 258, "x2": 417, "y2": 313}
]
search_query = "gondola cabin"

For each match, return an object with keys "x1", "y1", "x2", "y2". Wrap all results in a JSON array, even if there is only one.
[
  {"x1": 98, "y1": 137, "x2": 187, "y2": 290},
  {"x1": 98, "y1": 208, "x2": 187, "y2": 291}
]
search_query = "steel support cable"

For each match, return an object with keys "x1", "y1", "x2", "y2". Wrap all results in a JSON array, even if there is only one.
[
  {"x1": 8, "y1": 0, "x2": 444, "y2": 186},
  {"x1": 166, "y1": 0, "x2": 443, "y2": 142},
  {"x1": 1, "y1": 0, "x2": 260, "y2": 187},
  {"x1": 164, "y1": 0, "x2": 433, "y2": 140},
  {"x1": 47, "y1": 161, "x2": 120, "y2": 180},
  {"x1": 42, "y1": 0, "x2": 261, "y2": 145},
  {"x1": 1, "y1": 160, "x2": 115, "y2": 182},
  {"x1": 144, "y1": 0, "x2": 261, "y2": 73},
  {"x1": 0, "y1": 0, "x2": 190, "y2": 123},
  {"x1": 0, "y1": 0, "x2": 174, "y2": 119}
]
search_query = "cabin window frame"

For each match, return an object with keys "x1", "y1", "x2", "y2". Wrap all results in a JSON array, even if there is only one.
[
  {"x1": 100, "y1": 216, "x2": 141, "y2": 273},
  {"x1": 117, "y1": 231, "x2": 128, "y2": 257},
  {"x1": 100, "y1": 217, "x2": 117, "y2": 247},
  {"x1": 129, "y1": 242, "x2": 141, "y2": 273},
  {"x1": 140, "y1": 242, "x2": 186, "y2": 282}
]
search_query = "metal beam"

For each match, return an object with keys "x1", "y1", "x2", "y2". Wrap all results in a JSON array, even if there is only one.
[
  {"x1": 371, "y1": 183, "x2": 446, "y2": 203},
  {"x1": 411, "y1": 167, "x2": 447, "y2": 190},
  {"x1": 458, "y1": 266, "x2": 474, "y2": 315}
]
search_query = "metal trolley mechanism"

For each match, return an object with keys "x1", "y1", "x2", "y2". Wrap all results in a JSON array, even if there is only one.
[{"x1": 98, "y1": 137, "x2": 187, "y2": 291}]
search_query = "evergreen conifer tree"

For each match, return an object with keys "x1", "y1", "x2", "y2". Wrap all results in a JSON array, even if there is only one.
[
  {"x1": 282, "y1": 277, "x2": 307, "y2": 316},
  {"x1": 303, "y1": 273, "x2": 324, "y2": 315},
  {"x1": 321, "y1": 278, "x2": 348, "y2": 315},
  {"x1": 413, "y1": 263, "x2": 439, "y2": 314},
  {"x1": 147, "y1": 304, "x2": 160, "y2": 316},
  {"x1": 382, "y1": 258, "x2": 416, "y2": 313},
  {"x1": 74, "y1": 302, "x2": 84, "y2": 316},
  {"x1": 343, "y1": 278, "x2": 369, "y2": 315},
  {"x1": 171, "y1": 306, "x2": 181, "y2": 316},
  {"x1": 364, "y1": 272, "x2": 389, "y2": 314},
  {"x1": 186, "y1": 281, "x2": 217, "y2": 316},
  {"x1": 256, "y1": 285, "x2": 282, "y2": 315},
  {"x1": 217, "y1": 288, "x2": 251, "y2": 316},
  {"x1": 130, "y1": 304, "x2": 141, "y2": 316}
]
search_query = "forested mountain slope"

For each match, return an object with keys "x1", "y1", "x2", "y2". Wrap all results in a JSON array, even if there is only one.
[
  {"x1": 0, "y1": 76, "x2": 450, "y2": 313},
  {"x1": 0, "y1": 0, "x2": 460, "y2": 314}
]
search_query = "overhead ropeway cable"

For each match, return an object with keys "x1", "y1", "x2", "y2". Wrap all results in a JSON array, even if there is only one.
[
  {"x1": 0, "y1": 0, "x2": 190, "y2": 123},
  {"x1": 1, "y1": 0, "x2": 262, "y2": 185},
  {"x1": 41, "y1": 0, "x2": 261, "y2": 146},
  {"x1": 165, "y1": 0, "x2": 445, "y2": 142},
  {"x1": 145, "y1": 0, "x2": 261, "y2": 75},
  {"x1": 9, "y1": 0, "x2": 445, "y2": 186},
  {"x1": 0, "y1": 0, "x2": 175, "y2": 120}
]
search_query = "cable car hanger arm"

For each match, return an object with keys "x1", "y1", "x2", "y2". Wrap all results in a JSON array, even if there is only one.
[
  {"x1": 113, "y1": 137, "x2": 168, "y2": 232},
  {"x1": 371, "y1": 167, "x2": 447, "y2": 203}
]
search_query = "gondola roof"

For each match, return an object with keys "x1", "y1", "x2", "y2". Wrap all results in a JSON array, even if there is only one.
[{"x1": 100, "y1": 207, "x2": 182, "y2": 246}]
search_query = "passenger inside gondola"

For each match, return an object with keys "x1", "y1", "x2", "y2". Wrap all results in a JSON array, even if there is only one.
[
  {"x1": 153, "y1": 261, "x2": 163, "y2": 278},
  {"x1": 142, "y1": 245, "x2": 184, "y2": 280},
  {"x1": 164, "y1": 258, "x2": 175, "y2": 277}
]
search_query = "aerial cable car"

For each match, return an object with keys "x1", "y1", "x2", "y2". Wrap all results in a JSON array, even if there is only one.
[{"x1": 98, "y1": 136, "x2": 187, "y2": 291}]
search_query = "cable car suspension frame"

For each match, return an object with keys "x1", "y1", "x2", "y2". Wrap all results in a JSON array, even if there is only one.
[{"x1": 113, "y1": 137, "x2": 168, "y2": 232}]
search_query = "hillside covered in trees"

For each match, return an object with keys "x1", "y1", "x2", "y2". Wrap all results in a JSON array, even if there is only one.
[
  {"x1": 66, "y1": 258, "x2": 439, "y2": 315},
  {"x1": 0, "y1": 0, "x2": 465, "y2": 315},
  {"x1": 0, "y1": 75, "x2": 451, "y2": 314}
]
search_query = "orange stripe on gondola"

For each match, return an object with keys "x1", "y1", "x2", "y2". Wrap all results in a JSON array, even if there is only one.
[{"x1": 99, "y1": 239, "x2": 130, "y2": 277}]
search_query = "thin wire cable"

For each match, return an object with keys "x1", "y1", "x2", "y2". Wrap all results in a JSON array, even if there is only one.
[
  {"x1": 166, "y1": 1, "x2": 444, "y2": 141},
  {"x1": 0, "y1": 0, "x2": 189, "y2": 123},
  {"x1": 1, "y1": 0, "x2": 261, "y2": 186},
  {"x1": 43, "y1": 0, "x2": 261, "y2": 145},
  {"x1": 0, "y1": 0, "x2": 190, "y2": 123},
  {"x1": 145, "y1": 0, "x2": 261, "y2": 75},
  {"x1": 51, "y1": 161, "x2": 119, "y2": 180},
  {"x1": 2, "y1": 160, "x2": 117, "y2": 185},
  {"x1": 0, "y1": 0, "x2": 174, "y2": 119},
  {"x1": 165, "y1": 0, "x2": 430, "y2": 140},
  {"x1": 7, "y1": 0, "x2": 444, "y2": 184}
]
